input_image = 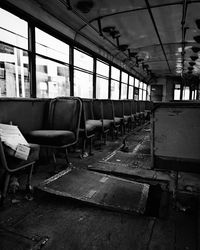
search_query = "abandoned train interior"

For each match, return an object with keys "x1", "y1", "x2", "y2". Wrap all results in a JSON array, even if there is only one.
[{"x1": 0, "y1": 0, "x2": 200, "y2": 249}]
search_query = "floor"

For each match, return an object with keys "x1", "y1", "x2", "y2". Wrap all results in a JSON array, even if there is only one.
[{"x1": 0, "y1": 123, "x2": 200, "y2": 250}]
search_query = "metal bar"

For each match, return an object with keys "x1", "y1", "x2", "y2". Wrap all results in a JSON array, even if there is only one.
[
  {"x1": 145, "y1": 0, "x2": 171, "y2": 73},
  {"x1": 181, "y1": 0, "x2": 188, "y2": 75}
]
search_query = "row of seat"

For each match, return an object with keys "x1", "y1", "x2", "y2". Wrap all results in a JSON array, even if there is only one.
[
  {"x1": 0, "y1": 97, "x2": 152, "y2": 204},
  {"x1": 28, "y1": 98, "x2": 152, "y2": 160}
]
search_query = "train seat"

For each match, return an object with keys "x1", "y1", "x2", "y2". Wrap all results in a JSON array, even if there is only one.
[
  {"x1": 0, "y1": 139, "x2": 40, "y2": 205},
  {"x1": 27, "y1": 97, "x2": 82, "y2": 167},
  {"x1": 113, "y1": 100, "x2": 127, "y2": 135}
]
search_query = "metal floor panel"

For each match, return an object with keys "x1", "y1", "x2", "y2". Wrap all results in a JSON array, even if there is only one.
[{"x1": 37, "y1": 168, "x2": 149, "y2": 215}]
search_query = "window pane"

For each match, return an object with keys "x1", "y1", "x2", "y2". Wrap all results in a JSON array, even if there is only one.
[
  {"x1": 111, "y1": 80, "x2": 119, "y2": 99},
  {"x1": 0, "y1": 44, "x2": 30, "y2": 97},
  {"x1": 74, "y1": 70, "x2": 93, "y2": 98},
  {"x1": 128, "y1": 86, "x2": 133, "y2": 99},
  {"x1": 135, "y1": 78, "x2": 139, "y2": 87},
  {"x1": 139, "y1": 88, "x2": 143, "y2": 100},
  {"x1": 36, "y1": 28, "x2": 69, "y2": 63},
  {"x1": 111, "y1": 66, "x2": 120, "y2": 80},
  {"x1": 121, "y1": 83, "x2": 127, "y2": 99},
  {"x1": 36, "y1": 56, "x2": 70, "y2": 98},
  {"x1": 143, "y1": 83, "x2": 147, "y2": 90},
  {"x1": 97, "y1": 60, "x2": 109, "y2": 77},
  {"x1": 121, "y1": 72, "x2": 128, "y2": 83},
  {"x1": 129, "y1": 76, "x2": 134, "y2": 86},
  {"x1": 140, "y1": 81, "x2": 143, "y2": 89},
  {"x1": 183, "y1": 86, "x2": 190, "y2": 100},
  {"x1": 0, "y1": 8, "x2": 28, "y2": 49},
  {"x1": 143, "y1": 90, "x2": 147, "y2": 100},
  {"x1": 174, "y1": 89, "x2": 181, "y2": 100},
  {"x1": 74, "y1": 49, "x2": 93, "y2": 71},
  {"x1": 134, "y1": 87, "x2": 139, "y2": 100},
  {"x1": 96, "y1": 77, "x2": 108, "y2": 99}
]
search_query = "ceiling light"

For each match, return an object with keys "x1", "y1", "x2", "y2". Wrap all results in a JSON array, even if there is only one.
[
  {"x1": 193, "y1": 35, "x2": 200, "y2": 43},
  {"x1": 188, "y1": 66, "x2": 193, "y2": 70},
  {"x1": 76, "y1": 0, "x2": 94, "y2": 13},
  {"x1": 196, "y1": 19, "x2": 200, "y2": 29},
  {"x1": 189, "y1": 61, "x2": 195, "y2": 66},
  {"x1": 118, "y1": 44, "x2": 129, "y2": 51},
  {"x1": 191, "y1": 47, "x2": 200, "y2": 53},
  {"x1": 190, "y1": 55, "x2": 198, "y2": 61}
]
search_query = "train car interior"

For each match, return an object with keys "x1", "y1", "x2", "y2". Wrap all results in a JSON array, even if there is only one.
[{"x1": 0, "y1": 0, "x2": 200, "y2": 249}]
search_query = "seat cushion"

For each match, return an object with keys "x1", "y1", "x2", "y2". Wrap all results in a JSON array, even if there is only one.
[
  {"x1": 28, "y1": 130, "x2": 75, "y2": 146},
  {"x1": 103, "y1": 119, "x2": 112, "y2": 129},
  {"x1": 86, "y1": 120, "x2": 102, "y2": 132},
  {"x1": 114, "y1": 117, "x2": 123, "y2": 125}
]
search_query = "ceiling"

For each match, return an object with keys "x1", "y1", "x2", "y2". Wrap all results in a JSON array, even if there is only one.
[{"x1": 34, "y1": 0, "x2": 200, "y2": 82}]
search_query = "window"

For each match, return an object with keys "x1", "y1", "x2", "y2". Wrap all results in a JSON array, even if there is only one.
[
  {"x1": 111, "y1": 66, "x2": 120, "y2": 99},
  {"x1": 74, "y1": 49, "x2": 93, "y2": 71},
  {"x1": 135, "y1": 78, "x2": 139, "y2": 88},
  {"x1": 128, "y1": 76, "x2": 134, "y2": 99},
  {"x1": 0, "y1": 8, "x2": 30, "y2": 97},
  {"x1": 96, "y1": 60, "x2": 109, "y2": 99},
  {"x1": 74, "y1": 70, "x2": 93, "y2": 98},
  {"x1": 36, "y1": 29, "x2": 70, "y2": 98},
  {"x1": 36, "y1": 56, "x2": 70, "y2": 98},
  {"x1": 182, "y1": 86, "x2": 190, "y2": 100},
  {"x1": 36, "y1": 28, "x2": 69, "y2": 63},
  {"x1": 121, "y1": 72, "x2": 128, "y2": 99},
  {"x1": 134, "y1": 87, "x2": 139, "y2": 100},
  {"x1": 74, "y1": 49, "x2": 93, "y2": 98},
  {"x1": 174, "y1": 84, "x2": 181, "y2": 100}
]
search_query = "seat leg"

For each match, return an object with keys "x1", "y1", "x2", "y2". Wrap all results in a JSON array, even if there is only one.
[
  {"x1": 65, "y1": 148, "x2": 72, "y2": 167},
  {"x1": 1, "y1": 173, "x2": 11, "y2": 205},
  {"x1": 26, "y1": 164, "x2": 34, "y2": 199},
  {"x1": 89, "y1": 137, "x2": 93, "y2": 156},
  {"x1": 82, "y1": 138, "x2": 86, "y2": 155}
]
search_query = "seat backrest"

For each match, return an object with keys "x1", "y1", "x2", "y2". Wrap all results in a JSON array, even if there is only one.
[
  {"x1": 92, "y1": 99, "x2": 102, "y2": 120},
  {"x1": 123, "y1": 100, "x2": 132, "y2": 116},
  {"x1": 101, "y1": 100, "x2": 114, "y2": 120},
  {"x1": 0, "y1": 138, "x2": 8, "y2": 171},
  {"x1": 83, "y1": 99, "x2": 93, "y2": 120},
  {"x1": 131, "y1": 100, "x2": 137, "y2": 114},
  {"x1": 49, "y1": 97, "x2": 82, "y2": 137},
  {"x1": 113, "y1": 100, "x2": 123, "y2": 117}
]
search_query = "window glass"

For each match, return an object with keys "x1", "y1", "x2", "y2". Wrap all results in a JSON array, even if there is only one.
[
  {"x1": 143, "y1": 90, "x2": 147, "y2": 100},
  {"x1": 0, "y1": 8, "x2": 28, "y2": 50},
  {"x1": 128, "y1": 85, "x2": 133, "y2": 99},
  {"x1": 143, "y1": 83, "x2": 147, "y2": 90},
  {"x1": 96, "y1": 77, "x2": 108, "y2": 99},
  {"x1": 134, "y1": 87, "x2": 139, "y2": 100},
  {"x1": 97, "y1": 60, "x2": 109, "y2": 77},
  {"x1": 36, "y1": 28, "x2": 69, "y2": 63},
  {"x1": 139, "y1": 88, "x2": 143, "y2": 100},
  {"x1": 182, "y1": 86, "x2": 190, "y2": 100},
  {"x1": 121, "y1": 72, "x2": 128, "y2": 83},
  {"x1": 140, "y1": 81, "x2": 143, "y2": 89},
  {"x1": 174, "y1": 84, "x2": 181, "y2": 100},
  {"x1": 74, "y1": 49, "x2": 93, "y2": 71},
  {"x1": 111, "y1": 66, "x2": 120, "y2": 80},
  {"x1": 0, "y1": 44, "x2": 30, "y2": 97},
  {"x1": 111, "y1": 80, "x2": 119, "y2": 99},
  {"x1": 36, "y1": 56, "x2": 70, "y2": 98},
  {"x1": 129, "y1": 76, "x2": 134, "y2": 86},
  {"x1": 74, "y1": 70, "x2": 93, "y2": 98},
  {"x1": 135, "y1": 78, "x2": 139, "y2": 87},
  {"x1": 121, "y1": 83, "x2": 127, "y2": 99}
]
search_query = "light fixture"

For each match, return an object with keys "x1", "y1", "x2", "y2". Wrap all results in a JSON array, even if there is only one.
[
  {"x1": 76, "y1": 0, "x2": 94, "y2": 13},
  {"x1": 193, "y1": 35, "x2": 200, "y2": 43},
  {"x1": 118, "y1": 44, "x2": 129, "y2": 52},
  {"x1": 190, "y1": 55, "x2": 198, "y2": 61},
  {"x1": 191, "y1": 47, "x2": 200, "y2": 53},
  {"x1": 189, "y1": 61, "x2": 195, "y2": 66}
]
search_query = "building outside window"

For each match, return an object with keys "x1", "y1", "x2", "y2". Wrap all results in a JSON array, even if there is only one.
[
  {"x1": 111, "y1": 66, "x2": 120, "y2": 99},
  {"x1": 74, "y1": 49, "x2": 93, "y2": 98},
  {"x1": 96, "y1": 60, "x2": 109, "y2": 99},
  {"x1": 0, "y1": 8, "x2": 30, "y2": 97},
  {"x1": 139, "y1": 81, "x2": 143, "y2": 100},
  {"x1": 35, "y1": 28, "x2": 70, "y2": 98},
  {"x1": 182, "y1": 86, "x2": 190, "y2": 100}
]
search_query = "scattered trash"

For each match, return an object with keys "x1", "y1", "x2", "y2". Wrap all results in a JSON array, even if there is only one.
[
  {"x1": 9, "y1": 176, "x2": 20, "y2": 194},
  {"x1": 11, "y1": 198, "x2": 20, "y2": 204},
  {"x1": 185, "y1": 185, "x2": 194, "y2": 192},
  {"x1": 176, "y1": 200, "x2": 191, "y2": 212}
]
